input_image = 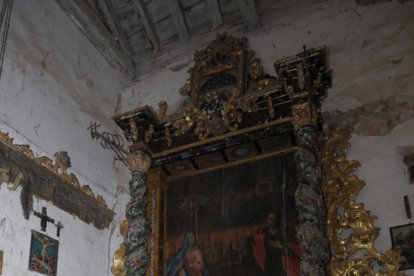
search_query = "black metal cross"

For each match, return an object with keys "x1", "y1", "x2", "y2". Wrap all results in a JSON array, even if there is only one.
[
  {"x1": 55, "y1": 221, "x2": 64, "y2": 237},
  {"x1": 33, "y1": 207, "x2": 55, "y2": 232}
]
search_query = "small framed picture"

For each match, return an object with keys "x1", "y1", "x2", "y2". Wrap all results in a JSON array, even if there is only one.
[
  {"x1": 28, "y1": 231, "x2": 59, "y2": 275},
  {"x1": 390, "y1": 223, "x2": 414, "y2": 270},
  {"x1": 0, "y1": 250, "x2": 3, "y2": 275}
]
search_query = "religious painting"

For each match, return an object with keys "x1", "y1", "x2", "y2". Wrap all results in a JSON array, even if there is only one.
[
  {"x1": 166, "y1": 153, "x2": 301, "y2": 275},
  {"x1": 390, "y1": 223, "x2": 414, "y2": 270},
  {"x1": 28, "y1": 230, "x2": 59, "y2": 275},
  {"x1": 0, "y1": 250, "x2": 3, "y2": 275}
]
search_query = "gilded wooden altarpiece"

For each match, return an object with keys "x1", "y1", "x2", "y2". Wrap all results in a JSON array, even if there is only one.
[{"x1": 109, "y1": 33, "x2": 402, "y2": 275}]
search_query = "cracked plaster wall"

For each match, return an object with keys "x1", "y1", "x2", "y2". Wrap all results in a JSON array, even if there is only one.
[
  {"x1": 0, "y1": 0, "x2": 125, "y2": 275},
  {"x1": 118, "y1": 0, "x2": 414, "y2": 274}
]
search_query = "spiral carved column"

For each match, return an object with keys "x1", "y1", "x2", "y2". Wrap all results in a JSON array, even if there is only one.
[
  {"x1": 125, "y1": 151, "x2": 151, "y2": 276},
  {"x1": 292, "y1": 103, "x2": 330, "y2": 276}
]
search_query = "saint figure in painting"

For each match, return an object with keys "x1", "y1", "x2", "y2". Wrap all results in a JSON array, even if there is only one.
[
  {"x1": 167, "y1": 231, "x2": 209, "y2": 276},
  {"x1": 249, "y1": 211, "x2": 300, "y2": 276}
]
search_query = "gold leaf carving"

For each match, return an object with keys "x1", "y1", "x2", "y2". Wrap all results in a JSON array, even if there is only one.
[
  {"x1": 15, "y1": 144, "x2": 34, "y2": 158},
  {"x1": 320, "y1": 125, "x2": 404, "y2": 276},
  {"x1": 54, "y1": 151, "x2": 71, "y2": 175},
  {"x1": 120, "y1": 220, "x2": 128, "y2": 237},
  {"x1": 292, "y1": 102, "x2": 317, "y2": 130},
  {"x1": 126, "y1": 151, "x2": 151, "y2": 173},
  {"x1": 0, "y1": 131, "x2": 13, "y2": 145},
  {"x1": 82, "y1": 185, "x2": 94, "y2": 197},
  {"x1": 111, "y1": 243, "x2": 126, "y2": 276},
  {"x1": 36, "y1": 156, "x2": 55, "y2": 171}
]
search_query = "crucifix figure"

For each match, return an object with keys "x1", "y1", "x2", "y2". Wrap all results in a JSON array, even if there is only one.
[
  {"x1": 55, "y1": 221, "x2": 64, "y2": 237},
  {"x1": 34, "y1": 207, "x2": 55, "y2": 232}
]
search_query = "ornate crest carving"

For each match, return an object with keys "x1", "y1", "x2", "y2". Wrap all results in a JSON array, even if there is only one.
[{"x1": 167, "y1": 33, "x2": 279, "y2": 140}]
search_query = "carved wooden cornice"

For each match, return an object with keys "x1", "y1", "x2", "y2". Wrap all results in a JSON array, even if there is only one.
[
  {"x1": 0, "y1": 130, "x2": 114, "y2": 229},
  {"x1": 113, "y1": 34, "x2": 331, "y2": 177}
]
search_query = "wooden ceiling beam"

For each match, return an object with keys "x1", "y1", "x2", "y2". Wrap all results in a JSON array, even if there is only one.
[
  {"x1": 166, "y1": 0, "x2": 190, "y2": 41},
  {"x1": 99, "y1": 0, "x2": 136, "y2": 58},
  {"x1": 131, "y1": 0, "x2": 161, "y2": 53},
  {"x1": 206, "y1": 0, "x2": 223, "y2": 28},
  {"x1": 56, "y1": 0, "x2": 135, "y2": 79},
  {"x1": 237, "y1": 0, "x2": 261, "y2": 29}
]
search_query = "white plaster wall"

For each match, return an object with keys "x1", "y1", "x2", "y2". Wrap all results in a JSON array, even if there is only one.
[
  {"x1": 0, "y1": 187, "x2": 111, "y2": 276},
  {"x1": 117, "y1": 0, "x2": 414, "y2": 274},
  {"x1": 0, "y1": 0, "x2": 125, "y2": 275}
]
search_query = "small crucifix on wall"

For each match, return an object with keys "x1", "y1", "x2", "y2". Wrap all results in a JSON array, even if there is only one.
[
  {"x1": 33, "y1": 207, "x2": 55, "y2": 232},
  {"x1": 55, "y1": 221, "x2": 63, "y2": 237}
]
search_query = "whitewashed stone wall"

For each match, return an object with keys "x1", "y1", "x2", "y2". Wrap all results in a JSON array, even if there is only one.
[{"x1": 0, "y1": 0, "x2": 124, "y2": 275}]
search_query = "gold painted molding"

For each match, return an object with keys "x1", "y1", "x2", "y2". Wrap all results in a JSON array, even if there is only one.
[{"x1": 320, "y1": 125, "x2": 404, "y2": 275}]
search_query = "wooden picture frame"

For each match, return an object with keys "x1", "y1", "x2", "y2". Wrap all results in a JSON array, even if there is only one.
[{"x1": 390, "y1": 223, "x2": 414, "y2": 270}]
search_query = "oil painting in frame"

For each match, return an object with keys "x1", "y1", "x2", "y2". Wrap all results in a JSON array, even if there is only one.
[
  {"x1": 165, "y1": 154, "x2": 301, "y2": 275},
  {"x1": 390, "y1": 223, "x2": 414, "y2": 271},
  {"x1": 28, "y1": 230, "x2": 59, "y2": 275}
]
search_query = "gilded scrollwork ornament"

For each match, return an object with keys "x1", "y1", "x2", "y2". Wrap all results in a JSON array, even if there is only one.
[{"x1": 320, "y1": 125, "x2": 404, "y2": 276}]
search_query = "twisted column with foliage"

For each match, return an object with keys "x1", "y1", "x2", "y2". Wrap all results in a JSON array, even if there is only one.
[
  {"x1": 125, "y1": 151, "x2": 151, "y2": 276},
  {"x1": 293, "y1": 103, "x2": 330, "y2": 276}
]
